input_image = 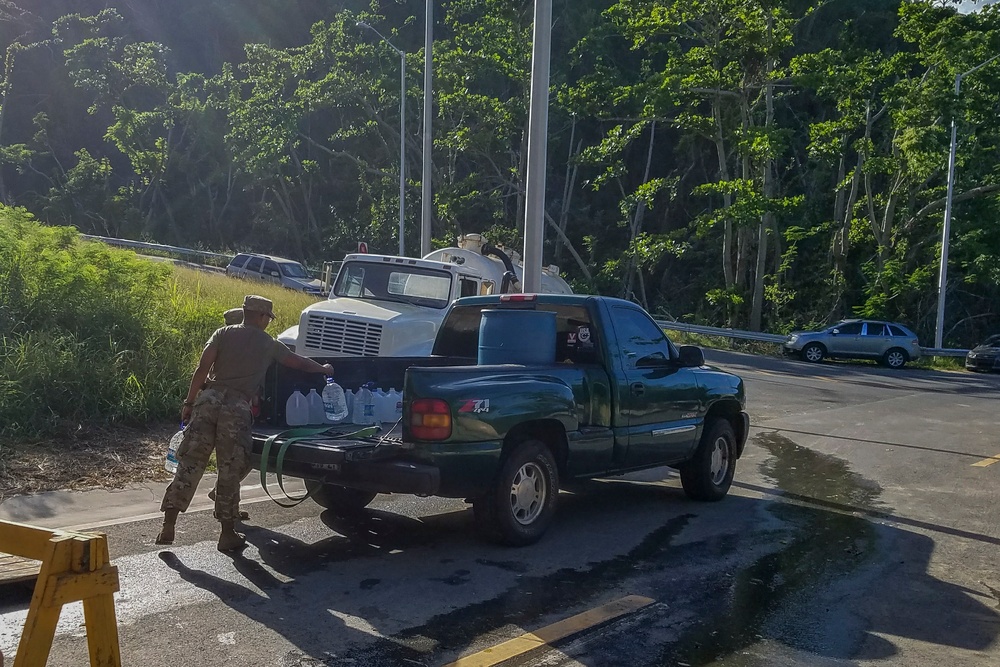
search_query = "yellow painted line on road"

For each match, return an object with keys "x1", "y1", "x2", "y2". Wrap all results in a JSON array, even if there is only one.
[
  {"x1": 971, "y1": 453, "x2": 1000, "y2": 467},
  {"x1": 442, "y1": 595, "x2": 655, "y2": 667}
]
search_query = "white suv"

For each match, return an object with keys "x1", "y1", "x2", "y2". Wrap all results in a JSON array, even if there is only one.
[{"x1": 226, "y1": 253, "x2": 325, "y2": 296}]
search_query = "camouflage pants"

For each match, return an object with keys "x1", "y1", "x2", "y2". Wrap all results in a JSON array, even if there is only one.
[{"x1": 160, "y1": 387, "x2": 253, "y2": 523}]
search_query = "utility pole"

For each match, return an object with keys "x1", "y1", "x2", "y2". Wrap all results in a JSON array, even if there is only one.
[
  {"x1": 420, "y1": 0, "x2": 434, "y2": 257},
  {"x1": 521, "y1": 0, "x2": 553, "y2": 293}
]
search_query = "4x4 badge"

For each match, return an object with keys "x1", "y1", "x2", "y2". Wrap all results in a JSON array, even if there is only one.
[{"x1": 459, "y1": 399, "x2": 491, "y2": 414}]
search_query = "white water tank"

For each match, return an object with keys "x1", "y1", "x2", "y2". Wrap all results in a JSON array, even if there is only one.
[{"x1": 423, "y1": 235, "x2": 573, "y2": 294}]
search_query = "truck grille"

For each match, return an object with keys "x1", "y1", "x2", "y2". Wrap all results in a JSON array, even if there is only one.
[{"x1": 303, "y1": 314, "x2": 382, "y2": 356}]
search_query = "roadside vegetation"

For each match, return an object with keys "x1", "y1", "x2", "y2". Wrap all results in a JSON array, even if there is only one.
[
  {"x1": 0, "y1": 208, "x2": 318, "y2": 496},
  {"x1": 0, "y1": 2, "x2": 998, "y2": 347}
]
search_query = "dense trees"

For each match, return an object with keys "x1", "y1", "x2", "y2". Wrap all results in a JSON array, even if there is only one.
[{"x1": 0, "y1": 0, "x2": 998, "y2": 345}]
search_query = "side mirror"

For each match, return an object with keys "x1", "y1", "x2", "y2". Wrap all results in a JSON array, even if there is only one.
[
  {"x1": 677, "y1": 345, "x2": 705, "y2": 368},
  {"x1": 831, "y1": 329, "x2": 840, "y2": 336},
  {"x1": 270, "y1": 271, "x2": 280, "y2": 277}
]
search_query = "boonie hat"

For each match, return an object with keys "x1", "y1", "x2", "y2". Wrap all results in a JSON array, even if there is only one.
[
  {"x1": 242, "y1": 295, "x2": 275, "y2": 318},
  {"x1": 223, "y1": 307, "x2": 244, "y2": 325}
]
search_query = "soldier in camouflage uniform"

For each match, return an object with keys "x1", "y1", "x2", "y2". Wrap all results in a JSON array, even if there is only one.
[
  {"x1": 207, "y1": 306, "x2": 249, "y2": 521},
  {"x1": 156, "y1": 295, "x2": 335, "y2": 552}
]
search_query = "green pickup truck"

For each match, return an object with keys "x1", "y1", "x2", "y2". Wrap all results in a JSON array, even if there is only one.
[{"x1": 253, "y1": 294, "x2": 749, "y2": 545}]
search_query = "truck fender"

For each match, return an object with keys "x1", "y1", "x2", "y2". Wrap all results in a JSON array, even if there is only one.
[
  {"x1": 446, "y1": 373, "x2": 579, "y2": 443},
  {"x1": 702, "y1": 399, "x2": 749, "y2": 458}
]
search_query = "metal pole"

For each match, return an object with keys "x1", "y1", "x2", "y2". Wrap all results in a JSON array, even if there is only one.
[
  {"x1": 399, "y1": 53, "x2": 406, "y2": 256},
  {"x1": 420, "y1": 0, "x2": 433, "y2": 257},
  {"x1": 934, "y1": 53, "x2": 1000, "y2": 348},
  {"x1": 935, "y1": 74, "x2": 960, "y2": 350},
  {"x1": 521, "y1": 0, "x2": 553, "y2": 293}
]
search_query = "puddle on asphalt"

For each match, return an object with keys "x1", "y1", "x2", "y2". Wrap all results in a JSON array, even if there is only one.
[
  {"x1": 347, "y1": 512, "x2": 697, "y2": 663},
  {"x1": 337, "y1": 433, "x2": 887, "y2": 666},
  {"x1": 662, "y1": 432, "x2": 885, "y2": 666}
]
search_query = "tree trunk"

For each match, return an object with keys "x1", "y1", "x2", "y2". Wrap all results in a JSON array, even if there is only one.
[
  {"x1": 713, "y1": 98, "x2": 735, "y2": 289},
  {"x1": 750, "y1": 18, "x2": 775, "y2": 332},
  {"x1": 555, "y1": 116, "x2": 580, "y2": 266},
  {"x1": 622, "y1": 121, "x2": 656, "y2": 301}
]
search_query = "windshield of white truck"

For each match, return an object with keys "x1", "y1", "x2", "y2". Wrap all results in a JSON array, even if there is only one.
[{"x1": 333, "y1": 261, "x2": 453, "y2": 308}]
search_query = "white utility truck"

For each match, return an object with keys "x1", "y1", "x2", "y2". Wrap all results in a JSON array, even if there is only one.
[{"x1": 278, "y1": 234, "x2": 573, "y2": 357}]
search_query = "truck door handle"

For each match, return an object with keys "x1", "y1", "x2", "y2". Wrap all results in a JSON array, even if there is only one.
[{"x1": 630, "y1": 382, "x2": 645, "y2": 396}]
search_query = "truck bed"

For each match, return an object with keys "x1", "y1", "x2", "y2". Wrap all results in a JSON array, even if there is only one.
[{"x1": 257, "y1": 354, "x2": 471, "y2": 428}]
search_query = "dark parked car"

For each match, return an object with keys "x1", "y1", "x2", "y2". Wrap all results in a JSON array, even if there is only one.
[
  {"x1": 965, "y1": 334, "x2": 1000, "y2": 372},
  {"x1": 783, "y1": 319, "x2": 921, "y2": 369}
]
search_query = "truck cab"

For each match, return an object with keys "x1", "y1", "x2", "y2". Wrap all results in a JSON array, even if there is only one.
[
  {"x1": 293, "y1": 254, "x2": 488, "y2": 357},
  {"x1": 281, "y1": 234, "x2": 573, "y2": 357}
]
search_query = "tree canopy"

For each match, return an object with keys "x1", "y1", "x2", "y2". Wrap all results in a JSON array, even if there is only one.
[{"x1": 1, "y1": 0, "x2": 998, "y2": 345}]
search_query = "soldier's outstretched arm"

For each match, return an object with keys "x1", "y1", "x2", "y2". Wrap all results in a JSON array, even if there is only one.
[{"x1": 280, "y1": 352, "x2": 334, "y2": 376}]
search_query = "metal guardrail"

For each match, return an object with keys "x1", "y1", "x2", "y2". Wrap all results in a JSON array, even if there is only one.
[
  {"x1": 80, "y1": 234, "x2": 233, "y2": 264},
  {"x1": 655, "y1": 320, "x2": 787, "y2": 344},
  {"x1": 655, "y1": 320, "x2": 969, "y2": 358}
]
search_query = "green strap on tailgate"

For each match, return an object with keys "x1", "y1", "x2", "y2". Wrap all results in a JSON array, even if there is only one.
[{"x1": 259, "y1": 425, "x2": 381, "y2": 508}]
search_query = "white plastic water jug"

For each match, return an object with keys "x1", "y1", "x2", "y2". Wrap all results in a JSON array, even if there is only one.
[
  {"x1": 322, "y1": 378, "x2": 348, "y2": 423},
  {"x1": 351, "y1": 385, "x2": 378, "y2": 425},
  {"x1": 285, "y1": 389, "x2": 309, "y2": 426},
  {"x1": 165, "y1": 428, "x2": 184, "y2": 474},
  {"x1": 306, "y1": 388, "x2": 326, "y2": 425},
  {"x1": 373, "y1": 389, "x2": 393, "y2": 423},
  {"x1": 344, "y1": 389, "x2": 356, "y2": 418},
  {"x1": 387, "y1": 389, "x2": 403, "y2": 423}
]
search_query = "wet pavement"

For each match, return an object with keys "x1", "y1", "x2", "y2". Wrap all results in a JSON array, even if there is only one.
[{"x1": 1, "y1": 350, "x2": 998, "y2": 665}]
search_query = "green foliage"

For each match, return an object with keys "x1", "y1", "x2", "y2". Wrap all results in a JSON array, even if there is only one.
[
  {"x1": 0, "y1": 207, "x2": 316, "y2": 437},
  {"x1": 0, "y1": 0, "x2": 998, "y2": 353}
]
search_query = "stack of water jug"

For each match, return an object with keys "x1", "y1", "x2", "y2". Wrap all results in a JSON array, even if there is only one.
[{"x1": 284, "y1": 378, "x2": 403, "y2": 427}]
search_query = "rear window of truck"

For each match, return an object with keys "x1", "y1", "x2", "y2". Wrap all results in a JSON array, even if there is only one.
[{"x1": 434, "y1": 304, "x2": 599, "y2": 363}]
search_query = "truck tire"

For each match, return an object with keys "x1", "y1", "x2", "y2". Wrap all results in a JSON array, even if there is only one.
[
  {"x1": 679, "y1": 419, "x2": 737, "y2": 501},
  {"x1": 305, "y1": 480, "x2": 377, "y2": 514},
  {"x1": 474, "y1": 440, "x2": 559, "y2": 546}
]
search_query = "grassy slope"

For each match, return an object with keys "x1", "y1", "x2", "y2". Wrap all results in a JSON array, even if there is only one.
[{"x1": 0, "y1": 207, "x2": 321, "y2": 496}]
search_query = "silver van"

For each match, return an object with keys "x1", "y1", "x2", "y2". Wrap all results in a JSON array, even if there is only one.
[
  {"x1": 226, "y1": 253, "x2": 325, "y2": 296},
  {"x1": 783, "y1": 319, "x2": 921, "y2": 369}
]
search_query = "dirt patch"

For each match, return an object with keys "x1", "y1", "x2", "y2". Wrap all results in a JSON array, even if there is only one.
[{"x1": 0, "y1": 423, "x2": 177, "y2": 501}]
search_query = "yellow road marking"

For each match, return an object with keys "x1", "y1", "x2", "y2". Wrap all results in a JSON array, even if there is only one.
[
  {"x1": 442, "y1": 595, "x2": 655, "y2": 667},
  {"x1": 971, "y1": 454, "x2": 1000, "y2": 467}
]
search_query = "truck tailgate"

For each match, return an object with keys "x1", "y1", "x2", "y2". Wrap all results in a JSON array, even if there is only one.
[{"x1": 250, "y1": 424, "x2": 439, "y2": 496}]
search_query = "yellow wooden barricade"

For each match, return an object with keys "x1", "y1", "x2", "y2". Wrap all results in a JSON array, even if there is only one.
[{"x1": 0, "y1": 520, "x2": 121, "y2": 667}]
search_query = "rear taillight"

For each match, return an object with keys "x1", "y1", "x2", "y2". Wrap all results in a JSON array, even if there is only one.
[
  {"x1": 499, "y1": 293, "x2": 537, "y2": 302},
  {"x1": 409, "y1": 399, "x2": 452, "y2": 440}
]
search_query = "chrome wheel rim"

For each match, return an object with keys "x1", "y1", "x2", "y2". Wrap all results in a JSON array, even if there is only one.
[
  {"x1": 804, "y1": 346, "x2": 822, "y2": 362},
  {"x1": 887, "y1": 351, "x2": 904, "y2": 367},
  {"x1": 709, "y1": 437, "x2": 730, "y2": 486},
  {"x1": 510, "y1": 462, "x2": 547, "y2": 525}
]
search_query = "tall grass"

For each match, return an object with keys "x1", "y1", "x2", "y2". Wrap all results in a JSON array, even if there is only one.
[{"x1": 0, "y1": 207, "x2": 320, "y2": 439}]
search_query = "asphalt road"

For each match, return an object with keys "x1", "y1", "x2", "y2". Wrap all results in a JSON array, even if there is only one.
[{"x1": 2, "y1": 351, "x2": 999, "y2": 666}]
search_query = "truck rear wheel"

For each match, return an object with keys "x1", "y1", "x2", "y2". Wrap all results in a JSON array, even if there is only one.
[
  {"x1": 679, "y1": 419, "x2": 737, "y2": 501},
  {"x1": 474, "y1": 440, "x2": 559, "y2": 546},
  {"x1": 305, "y1": 480, "x2": 377, "y2": 514}
]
